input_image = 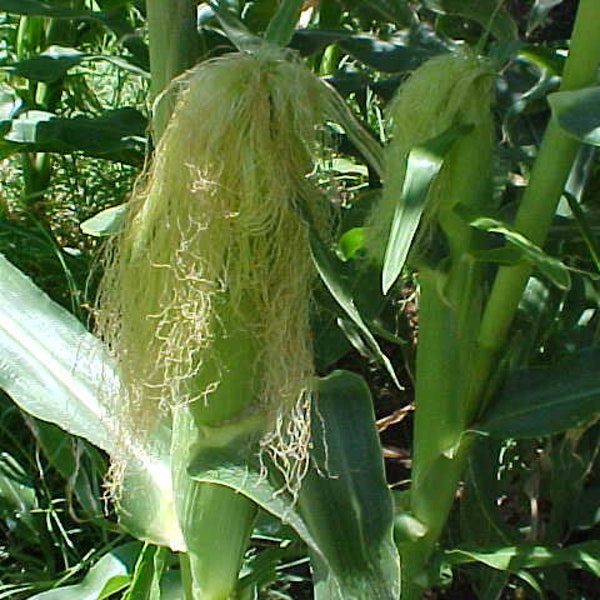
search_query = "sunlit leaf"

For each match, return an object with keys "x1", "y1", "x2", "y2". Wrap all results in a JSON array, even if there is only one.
[
  {"x1": 28, "y1": 543, "x2": 141, "y2": 600},
  {"x1": 382, "y1": 124, "x2": 468, "y2": 294}
]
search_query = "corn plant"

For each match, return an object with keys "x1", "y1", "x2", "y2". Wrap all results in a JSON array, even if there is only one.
[{"x1": 1, "y1": 1, "x2": 600, "y2": 599}]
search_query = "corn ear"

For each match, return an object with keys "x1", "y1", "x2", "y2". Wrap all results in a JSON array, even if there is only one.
[
  {"x1": 96, "y1": 48, "x2": 340, "y2": 495},
  {"x1": 367, "y1": 51, "x2": 494, "y2": 266}
]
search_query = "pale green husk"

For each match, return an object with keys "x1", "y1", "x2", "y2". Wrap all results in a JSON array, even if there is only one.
[
  {"x1": 97, "y1": 48, "x2": 336, "y2": 490},
  {"x1": 367, "y1": 51, "x2": 493, "y2": 263}
]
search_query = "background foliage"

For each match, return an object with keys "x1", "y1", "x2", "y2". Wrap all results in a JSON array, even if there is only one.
[{"x1": 0, "y1": 1, "x2": 598, "y2": 598}]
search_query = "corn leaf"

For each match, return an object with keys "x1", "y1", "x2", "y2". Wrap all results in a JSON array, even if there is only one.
[
  {"x1": 423, "y1": 0, "x2": 518, "y2": 41},
  {"x1": 444, "y1": 541, "x2": 600, "y2": 577},
  {"x1": 467, "y1": 214, "x2": 571, "y2": 290},
  {"x1": 548, "y1": 87, "x2": 600, "y2": 147},
  {"x1": 264, "y1": 0, "x2": 304, "y2": 47},
  {"x1": 28, "y1": 543, "x2": 141, "y2": 600},
  {"x1": 474, "y1": 347, "x2": 600, "y2": 439},
  {"x1": 0, "y1": 253, "x2": 115, "y2": 452},
  {"x1": 80, "y1": 203, "x2": 129, "y2": 237},
  {"x1": 527, "y1": 0, "x2": 567, "y2": 35},
  {"x1": 0, "y1": 0, "x2": 94, "y2": 18},
  {"x1": 188, "y1": 371, "x2": 401, "y2": 600},
  {"x1": 123, "y1": 543, "x2": 167, "y2": 600},
  {"x1": 210, "y1": 3, "x2": 263, "y2": 52},
  {"x1": 382, "y1": 124, "x2": 468, "y2": 295},
  {"x1": 2, "y1": 108, "x2": 147, "y2": 164},
  {"x1": 0, "y1": 254, "x2": 184, "y2": 551},
  {"x1": 7, "y1": 46, "x2": 84, "y2": 83},
  {"x1": 310, "y1": 234, "x2": 402, "y2": 389}
]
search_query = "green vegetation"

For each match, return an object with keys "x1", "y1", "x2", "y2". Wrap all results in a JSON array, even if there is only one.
[{"x1": 1, "y1": 1, "x2": 599, "y2": 598}]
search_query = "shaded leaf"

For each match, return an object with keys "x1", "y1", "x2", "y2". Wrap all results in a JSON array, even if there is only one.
[
  {"x1": 0, "y1": 0, "x2": 95, "y2": 18},
  {"x1": 0, "y1": 452, "x2": 38, "y2": 537},
  {"x1": 527, "y1": 0, "x2": 566, "y2": 35},
  {"x1": 310, "y1": 234, "x2": 402, "y2": 389},
  {"x1": 291, "y1": 30, "x2": 433, "y2": 72},
  {"x1": 548, "y1": 87, "x2": 600, "y2": 147},
  {"x1": 423, "y1": 0, "x2": 517, "y2": 41},
  {"x1": 3, "y1": 108, "x2": 147, "y2": 164},
  {"x1": 9, "y1": 46, "x2": 84, "y2": 83},
  {"x1": 444, "y1": 541, "x2": 600, "y2": 578},
  {"x1": 475, "y1": 348, "x2": 600, "y2": 439}
]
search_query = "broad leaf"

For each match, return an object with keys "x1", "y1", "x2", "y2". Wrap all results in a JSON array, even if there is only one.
[
  {"x1": 423, "y1": 0, "x2": 518, "y2": 41},
  {"x1": 0, "y1": 253, "x2": 116, "y2": 452},
  {"x1": 189, "y1": 371, "x2": 401, "y2": 600},
  {"x1": 29, "y1": 543, "x2": 141, "y2": 600},
  {"x1": 548, "y1": 87, "x2": 600, "y2": 147},
  {"x1": 0, "y1": 255, "x2": 184, "y2": 551},
  {"x1": 2, "y1": 108, "x2": 147, "y2": 164},
  {"x1": 299, "y1": 371, "x2": 401, "y2": 600},
  {"x1": 9, "y1": 46, "x2": 84, "y2": 83},
  {"x1": 290, "y1": 30, "x2": 434, "y2": 73},
  {"x1": 474, "y1": 348, "x2": 600, "y2": 439}
]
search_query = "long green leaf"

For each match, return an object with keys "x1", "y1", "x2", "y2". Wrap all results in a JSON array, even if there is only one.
[
  {"x1": 0, "y1": 253, "x2": 115, "y2": 452},
  {"x1": 310, "y1": 235, "x2": 402, "y2": 389},
  {"x1": 264, "y1": 0, "x2": 304, "y2": 47},
  {"x1": 474, "y1": 348, "x2": 600, "y2": 438},
  {"x1": 299, "y1": 371, "x2": 401, "y2": 600},
  {"x1": 2, "y1": 108, "x2": 147, "y2": 164},
  {"x1": 444, "y1": 541, "x2": 600, "y2": 577},
  {"x1": 548, "y1": 87, "x2": 600, "y2": 147},
  {"x1": 188, "y1": 371, "x2": 401, "y2": 599},
  {"x1": 0, "y1": 0, "x2": 94, "y2": 18},
  {"x1": 382, "y1": 124, "x2": 468, "y2": 294},
  {"x1": 467, "y1": 214, "x2": 571, "y2": 290},
  {"x1": 423, "y1": 0, "x2": 518, "y2": 40},
  {"x1": 7, "y1": 46, "x2": 84, "y2": 83},
  {"x1": 29, "y1": 543, "x2": 142, "y2": 600},
  {"x1": 0, "y1": 255, "x2": 184, "y2": 550}
]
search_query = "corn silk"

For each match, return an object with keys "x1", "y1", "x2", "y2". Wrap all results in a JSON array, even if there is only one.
[{"x1": 96, "y1": 48, "x2": 339, "y2": 494}]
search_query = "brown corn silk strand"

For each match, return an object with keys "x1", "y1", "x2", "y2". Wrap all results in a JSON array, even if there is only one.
[{"x1": 97, "y1": 48, "x2": 334, "y2": 493}]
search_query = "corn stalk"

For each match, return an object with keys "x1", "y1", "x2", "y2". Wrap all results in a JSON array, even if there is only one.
[{"x1": 395, "y1": 1, "x2": 600, "y2": 596}]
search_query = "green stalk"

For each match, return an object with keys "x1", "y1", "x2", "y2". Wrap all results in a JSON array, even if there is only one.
[
  {"x1": 17, "y1": 11, "x2": 78, "y2": 217},
  {"x1": 146, "y1": 0, "x2": 198, "y2": 139},
  {"x1": 470, "y1": 0, "x2": 600, "y2": 418}
]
